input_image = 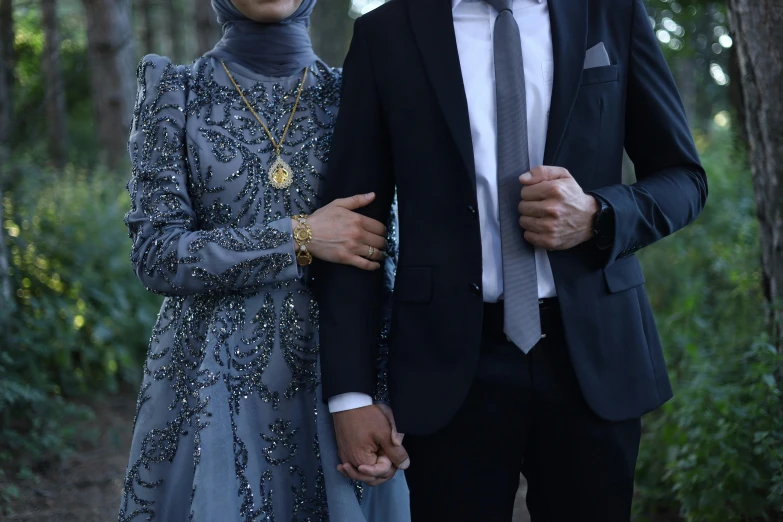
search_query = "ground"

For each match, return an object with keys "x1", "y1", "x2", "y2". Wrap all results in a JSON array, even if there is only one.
[
  {"x1": 1, "y1": 393, "x2": 531, "y2": 521},
  {"x1": 2, "y1": 394, "x2": 134, "y2": 521}
]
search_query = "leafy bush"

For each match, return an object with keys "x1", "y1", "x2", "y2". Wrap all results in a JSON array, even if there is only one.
[
  {"x1": 634, "y1": 128, "x2": 783, "y2": 521},
  {"x1": 1, "y1": 160, "x2": 161, "y2": 471}
]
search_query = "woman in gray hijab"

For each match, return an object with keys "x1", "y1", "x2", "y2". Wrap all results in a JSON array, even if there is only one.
[{"x1": 118, "y1": 1, "x2": 409, "y2": 520}]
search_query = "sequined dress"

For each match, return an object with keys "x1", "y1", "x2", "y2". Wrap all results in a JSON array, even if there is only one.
[{"x1": 119, "y1": 55, "x2": 408, "y2": 522}]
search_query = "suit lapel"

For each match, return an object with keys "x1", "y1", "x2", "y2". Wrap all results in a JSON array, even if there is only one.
[
  {"x1": 544, "y1": 0, "x2": 588, "y2": 165},
  {"x1": 407, "y1": 0, "x2": 476, "y2": 187}
]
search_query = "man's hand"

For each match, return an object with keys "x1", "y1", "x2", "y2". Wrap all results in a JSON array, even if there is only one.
[
  {"x1": 518, "y1": 165, "x2": 599, "y2": 250},
  {"x1": 333, "y1": 404, "x2": 410, "y2": 487}
]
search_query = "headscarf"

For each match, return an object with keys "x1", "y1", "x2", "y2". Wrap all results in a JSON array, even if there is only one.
[{"x1": 206, "y1": 0, "x2": 318, "y2": 77}]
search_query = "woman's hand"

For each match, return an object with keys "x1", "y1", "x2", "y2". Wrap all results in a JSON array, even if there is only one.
[{"x1": 300, "y1": 193, "x2": 388, "y2": 271}]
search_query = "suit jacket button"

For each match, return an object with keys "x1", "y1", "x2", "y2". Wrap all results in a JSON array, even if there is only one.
[
  {"x1": 467, "y1": 205, "x2": 477, "y2": 218},
  {"x1": 470, "y1": 283, "x2": 481, "y2": 296}
]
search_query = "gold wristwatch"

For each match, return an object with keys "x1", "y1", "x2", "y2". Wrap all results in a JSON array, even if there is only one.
[{"x1": 292, "y1": 214, "x2": 313, "y2": 266}]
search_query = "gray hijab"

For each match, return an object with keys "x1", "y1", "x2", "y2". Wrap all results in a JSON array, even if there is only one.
[{"x1": 206, "y1": 0, "x2": 318, "y2": 77}]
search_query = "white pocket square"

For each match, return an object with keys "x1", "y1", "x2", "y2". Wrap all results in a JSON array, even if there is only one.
[{"x1": 584, "y1": 42, "x2": 611, "y2": 69}]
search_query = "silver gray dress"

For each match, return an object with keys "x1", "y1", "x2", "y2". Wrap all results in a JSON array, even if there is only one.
[{"x1": 119, "y1": 54, "x2": 409, "y2": 522}]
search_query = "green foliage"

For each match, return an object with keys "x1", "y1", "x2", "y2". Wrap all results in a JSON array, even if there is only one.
[
  {"x1": 634, "y1": 128, "x2": 783, "y2": 521},
  {"x1": 11, "y1": 3, "x2": 96, "y2": 166},
  {"x1": 0, "y1": 159, "x2": 161, "y2": 473},
  {"x1": 2, "y1": 1, "x2": 780, "y2": 519}
]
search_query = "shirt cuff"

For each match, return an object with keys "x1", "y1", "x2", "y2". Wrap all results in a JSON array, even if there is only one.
[{"x1": 328, "y1": 393, "x2": 374, "y2": 413}]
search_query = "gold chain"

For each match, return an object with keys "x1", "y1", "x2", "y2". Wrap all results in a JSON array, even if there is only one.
[{"x1": 221, "y1": 61, "x2": 308, "y2": 157}]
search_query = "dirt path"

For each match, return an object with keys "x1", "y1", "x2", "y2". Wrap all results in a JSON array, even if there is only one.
[
  {"x1": 1, "y1": 392, "x2": 531, "y2": 521},
  {"x1": 2, "y1": 394, "x2": 135, "y2": 522}
]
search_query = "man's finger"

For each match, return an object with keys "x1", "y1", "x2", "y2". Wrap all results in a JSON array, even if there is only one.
[
  {"x1": 520, "y1": 165, "x2": 571, "y2": 185},
  {"x1": 333, "y1": 192, "x2": 376, "y2": 210},
  {"x1": 518, "y1": 200, "x2": 557, "y2": 218},
  {"x1": 520, "y1": 182, "x2": 552, "y2": 202},
  {"x1": 524, "y1": 230, "x2": 558, "y2": 250},
  {"x1": 379, "y1": 440, "x2": 410, "y2": 470},
  {"x1": 375, "y1": 404, "x2": 404, "y2": 447},
  {"x1": 519, "y1": 216, "x2": 551, "y2": 234}
]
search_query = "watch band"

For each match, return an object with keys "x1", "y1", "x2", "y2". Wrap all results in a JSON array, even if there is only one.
[{"x1": 591, "y1": 195, "x2": 615, "y2": 250}]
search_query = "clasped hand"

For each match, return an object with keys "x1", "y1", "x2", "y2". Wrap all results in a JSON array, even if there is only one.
[
  {"x1": 333, "y1": 404, "x2": 409, "y2": 487},
  {"x1": 518, "y1": 166, "x2": 598, "y2": 250}
]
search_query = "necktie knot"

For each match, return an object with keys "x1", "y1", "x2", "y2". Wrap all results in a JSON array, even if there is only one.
[{"x1": 483, "y1": 0, "x2": 513, "y2": 14}]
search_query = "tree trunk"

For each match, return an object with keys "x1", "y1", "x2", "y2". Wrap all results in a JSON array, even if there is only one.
[
  {"x1": 310, "y1": 0, "x2": 353, "y2": 67},
  {"x1": 727, "y1": 0, "x2": 783, "y2": 348},
  {"x1": 164, "y1": 0, "x2": 183, "y2": 62},
  {"x1": 194, "y1": 1, "x2": 221, "y2": 56},
  {"x1": 0, "y1": 0, "x2": 13, "y2": 340},
  {"x1": 81, "y1": 0, "x2": 135, "y2": 170},
  {"x1": 139, "y1": 0, "x2": 156, "y2": 55},
  {"x1": 41, "y1": 0, "x2": 69, "y2": 168},
  {"x1": 0, "y1": 0, "x2": 13, "y2": 149}
]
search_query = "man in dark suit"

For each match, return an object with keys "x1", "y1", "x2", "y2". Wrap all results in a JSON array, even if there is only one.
[{"x1": 318, "y1": 0, "x2": 707, "y2": 519}]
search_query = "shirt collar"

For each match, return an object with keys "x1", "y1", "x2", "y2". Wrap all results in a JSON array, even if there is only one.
[{"x1": 452, "y1": 0, "x2": 545, "y2": 10}]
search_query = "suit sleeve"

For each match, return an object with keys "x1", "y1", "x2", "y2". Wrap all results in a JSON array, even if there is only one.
[
  {"x1": 318, "y1": 18, "x2": 396, "y2": 400},
  {"x1": 590, "y1": 0, "x2": 708, "y2": 265}
]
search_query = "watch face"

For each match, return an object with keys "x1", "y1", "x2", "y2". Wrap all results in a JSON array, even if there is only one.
[{"x1": 596, "y1": 204, "x2": 615, "y2": 242}]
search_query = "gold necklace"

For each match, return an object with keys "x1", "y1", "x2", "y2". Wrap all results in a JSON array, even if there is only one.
[{"x1": 221, "y1": 61, "x2": 309, "y2": 190}]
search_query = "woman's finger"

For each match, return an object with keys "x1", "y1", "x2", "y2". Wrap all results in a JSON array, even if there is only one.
[
  {"x1": 344, "y1": 255, "x2": 382, "y2": 271},
  {"x1": 359, "y1": 232, "x2": 388, "y2": 252},
  {"x1": 357, "y1": 454, "x2": 395, "y2": 477},
  {"x1": 358, "y1": 215, "x2": 387, "y2": 236},
  {"x1": 341, "y1": 463, "x2": 390, "y2": 485},
  {"x1": 352, "y1": 242, "x2": 386, "y2": 262},
  {"x1": 332, "y1": 193, "x2": 376, "y2": 210}
]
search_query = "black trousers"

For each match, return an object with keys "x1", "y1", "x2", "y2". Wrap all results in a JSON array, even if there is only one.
[{"x1": 404, "y1": 300, "x2": 642, "y2": 522}]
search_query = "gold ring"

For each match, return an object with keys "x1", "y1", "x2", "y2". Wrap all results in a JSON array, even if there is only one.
[{"x1": 367, "y1": 246, "x2": 375, "y2": 259}]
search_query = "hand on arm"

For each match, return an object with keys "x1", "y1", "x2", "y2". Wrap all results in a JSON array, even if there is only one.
[
  {"x1": 517, "y1": 165, "x2": 599, "y2": 250},
  {"x1": 291, "y1": 193, "x2": 388, "y2": 271}
]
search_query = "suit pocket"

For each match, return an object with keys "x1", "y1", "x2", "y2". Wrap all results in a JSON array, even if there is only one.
[
  {"x1": 604, "y1": 255, "x2": 646, "y2": 293},
  {"x1": 581, "y1": 64, "x2": 619, "y2": 86},
  {"x1": 394, "y1": 267, "x2": 433, "y2": 303}
]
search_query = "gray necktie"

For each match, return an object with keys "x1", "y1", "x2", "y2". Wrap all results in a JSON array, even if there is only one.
[{"x1": 484, "y1": 0, "x2": 541, "y2": 353}]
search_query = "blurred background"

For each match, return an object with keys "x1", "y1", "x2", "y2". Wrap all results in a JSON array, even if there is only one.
[{"x1": 0, "y1": 0, "x2": 781, "y2": 520}]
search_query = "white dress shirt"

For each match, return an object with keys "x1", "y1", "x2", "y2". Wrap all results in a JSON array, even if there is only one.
[{"x1": 329, "y1": 0, "x2": 556, "y2": 413}]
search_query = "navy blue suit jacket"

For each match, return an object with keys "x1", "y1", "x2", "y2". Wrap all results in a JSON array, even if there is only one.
[{"x1": 319, "y1": 0, "x2": 707, "y2": 435}]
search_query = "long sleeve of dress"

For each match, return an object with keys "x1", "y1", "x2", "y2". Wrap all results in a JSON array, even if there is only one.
[{"x1": 125, "y1": 55, "x2": 300, "y2": 297}]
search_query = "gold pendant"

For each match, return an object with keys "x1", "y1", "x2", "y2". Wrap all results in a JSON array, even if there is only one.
[{"x1": 268, "y1": 156, "x2": 294, "y2": 190}]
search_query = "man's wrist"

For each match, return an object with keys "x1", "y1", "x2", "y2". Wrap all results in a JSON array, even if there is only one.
[
  {"x1": 328, "y1": 392, "x2": 374, "y2": 413},
  {"x1": 585, "y1": 194, "x2": 600, "y2": 238}
]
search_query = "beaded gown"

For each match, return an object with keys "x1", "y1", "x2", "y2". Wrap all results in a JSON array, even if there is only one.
[{"x1": 118, "y1": 55, "x2": 408, "y2": 522}]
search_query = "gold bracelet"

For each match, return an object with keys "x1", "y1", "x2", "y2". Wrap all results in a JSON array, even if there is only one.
[{"x1": 292, "y1": 214, "x2": 314, "y2": 266}]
